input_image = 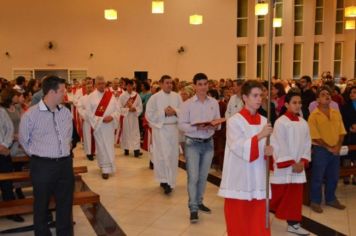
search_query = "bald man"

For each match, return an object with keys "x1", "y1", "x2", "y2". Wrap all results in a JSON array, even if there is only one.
[{"x1": 86, "y1": 76, "x2": 120, "y2": 179}]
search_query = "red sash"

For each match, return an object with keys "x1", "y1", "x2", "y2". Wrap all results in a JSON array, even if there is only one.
[
  {"x1": 95, "y1": 91, "x2": 113, "y2": 117},
  {"x1": 116, "y1": 93, "x2": 138, "y2": 144}
]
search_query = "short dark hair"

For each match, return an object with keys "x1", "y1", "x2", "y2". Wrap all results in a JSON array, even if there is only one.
[
  {"x1": 0, "y1": 88, "x2": 20, "y2": 108},
  {"x1": 42, "y1": 75, "x2": 66, "y2": 96},
  {"x1": 126, "y1": 79, "x2": 134, "y2": 86},
  {"x1": 193, "y1": 73, "x2": 208, "y2": 84},
  {"x1": 142, "y1": 81, "x2": 151, "y2": 91},
  {"x1": 300, "y1": 75, "x2": 312, "y2": 84},
  {"x1": 16, "y1": 76, "x2": 26, "y2": 85},
  {"x1": 284, "y1": 89, "x2": 301, "y2": 103},
  {"x1": 316, "y1": 85, "x2": 332, "y2": 98},
  {"x1": 208, "y1": 89, "x2": 219, "y2": 100},
  {"x1": 241, "y1": 80, "x2": 263, "y2": 97},
  {"x1": 159, "y1": 75, "x2": 172, "y2": 83}
]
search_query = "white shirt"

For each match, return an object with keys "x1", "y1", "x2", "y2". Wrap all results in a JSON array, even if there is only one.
[
  {"x1": 225, "y1": 94, "x2": 244, "y2": 119},
  {"x1": 218, "y1": 109, "x2": 269, "y2": 200}
]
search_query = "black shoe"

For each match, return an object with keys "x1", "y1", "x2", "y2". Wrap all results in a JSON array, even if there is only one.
[
  {"x1": 190, "y1": 212, "x2": 198, "y2": 223},
  {"x1": 102, "y1": 173, "x2": 109, "y2": 179},
  {"x1": 163, "y1": 184, "x2": 172, "y2": 195},
  {"x1": 124, "y1": 149, "x2": 129, "y2": 156},
  {"x1": 16, "y1": 188, "x2": 25, "y2": 199},
  {"x1": 7, "y1": 214, "x2": 25, "y2": 223},
  {"x1": 86, "y1": 154, "x2": 94, "y2": 161},
  {"x1": 134, "y1": 150, "x2": 141, "y2": 157},
  {"x1": 198, "y1": 204, "x2": 211, "y2": 214},
  {"x1": 149, "y1": 161, "x2": 154, "y2": 169},
  {"x1": 160, "y1": 183, "x2": 167, "y2": 189}
]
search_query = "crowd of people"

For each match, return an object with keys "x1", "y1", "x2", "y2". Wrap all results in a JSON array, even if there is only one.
[{"x1": 0, "y1": 73, "x2": 355, "y2": 235}]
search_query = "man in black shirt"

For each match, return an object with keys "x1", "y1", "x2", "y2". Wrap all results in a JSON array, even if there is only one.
[{"x1": 298, "y1": 75, "x2": 316, "y2": 120}]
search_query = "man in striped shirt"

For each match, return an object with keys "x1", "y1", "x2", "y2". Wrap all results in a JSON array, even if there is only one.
[{"x1": 19, "y1": 75, "x2": 74, "y2": 236}]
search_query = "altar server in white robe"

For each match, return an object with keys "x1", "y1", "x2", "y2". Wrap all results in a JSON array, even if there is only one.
[
  {"x1": 218, "y1": 80, "x2": 273, "y2": 236},
  {"x1": 86, "y1": 76, "x2": 120, "y2": 179},
  {"x1": 118, "y1": 79, "x2": 143, "y2": 157},
  {"x1": 146, "y1": 75, "x2": 182, "y2": 194},
  {"x1": 77, "y1": 83, "x2": 96, "y2": 161},
  {"x1": 270, "y1": 90, "x2": 311, "y2": 235}
]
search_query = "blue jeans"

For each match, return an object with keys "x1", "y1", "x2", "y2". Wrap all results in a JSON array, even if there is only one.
[
  {"x1": 185, "y1": 137, "x2": 214, "y2": 212},
  {"x1": 310, "y1": 146, "x2": 340, "y2": 204}
]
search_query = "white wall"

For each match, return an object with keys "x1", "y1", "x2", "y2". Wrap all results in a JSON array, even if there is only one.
[{"x1": 0, "y1": 0, "x2": 236, "y2": 81}]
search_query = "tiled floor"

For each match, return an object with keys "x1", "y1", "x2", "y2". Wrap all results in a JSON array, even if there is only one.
[{"x1": 1, "y1": 145, "x2": 355, "y2": 235}]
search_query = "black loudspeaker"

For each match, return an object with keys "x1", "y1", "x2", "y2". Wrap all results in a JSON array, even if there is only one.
[{"x1": 134, "y1": 71, "x2": 148, "y2": 82}]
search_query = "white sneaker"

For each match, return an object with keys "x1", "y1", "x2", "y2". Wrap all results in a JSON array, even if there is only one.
[{"x1": 287, "y1": 224, "x2": 310, "y2": 235}]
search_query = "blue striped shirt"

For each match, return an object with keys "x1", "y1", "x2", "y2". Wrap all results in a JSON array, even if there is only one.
[{"x1": 19, "y1": 100, "x2": 73, "y2": 158}]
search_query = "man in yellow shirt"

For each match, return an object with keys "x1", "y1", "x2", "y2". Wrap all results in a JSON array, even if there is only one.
[{"x1": 308, "y1": 86, "x2": 346, "y2": 213}]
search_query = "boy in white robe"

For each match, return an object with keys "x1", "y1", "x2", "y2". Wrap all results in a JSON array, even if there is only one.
[
  {"x1": 218, "y1": 80, "x2": 273, "y2": 236},
  {"x1": 118, "y1": 79, "x2": 143, "y2": 157},
  {"x1": 86, "y1": 76, "x2": 120, "y2": 179},
  {"x1": 270, "y1": 90, "x2": 311, "y2": 235},
  {"x1": 145, "y1": 75, "x2": 182, "y2": 194}
]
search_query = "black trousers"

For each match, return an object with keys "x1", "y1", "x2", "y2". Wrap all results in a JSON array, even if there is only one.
[
  {"x1": 0, "y1": 154, "x2": 16, "y2": 201},
  {"x1": 30, "y1": 156, "x2": 74, "y2": 236}
]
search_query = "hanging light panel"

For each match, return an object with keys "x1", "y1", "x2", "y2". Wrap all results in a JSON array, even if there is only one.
[
  {"x1": 152, "y1": 1, "x2": 164, "y2": 14},
  {"x1": 104, "y1": 9, "x2": 117, "y2": 20},
  {"x1": 255, "y1": 2, "x2": 268, "y2": 16},
  {"x1": 345, "y1": 6, "x2": 356, "y2": 17},
  {"x1": 345, "y1": 20, "x2": 355, "y2": 29},
  {"x1": 273, "y1": 18, "x2": 282, "y2": 28},
  {"x1": 189, "y1": 15, "x2": 203, "y2": 25}
]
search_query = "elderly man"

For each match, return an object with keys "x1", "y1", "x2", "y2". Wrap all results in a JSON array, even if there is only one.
[
  {"x1": 146, "y1": 75, "x2": 182, "y2": 194},
  {"x1": 86, "y1": 76, "x2": 120, "y2": 179}
]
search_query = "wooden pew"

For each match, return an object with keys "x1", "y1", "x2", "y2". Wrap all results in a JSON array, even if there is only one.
[
  {"x1": 11, "y1": 155, "x2": 30, "y2": 163},
  {"x1": 0, "y1": 191, "x2": 100, "y2": 217},
  {"x1": 0, "y1": 166, "x2": 88, "y2": 182},
  {"x1": 0, "y1": 165, "x2": 100, "y2": 219}
]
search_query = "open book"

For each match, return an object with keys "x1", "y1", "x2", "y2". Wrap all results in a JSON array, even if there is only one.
[{"x1": 192, "y1": 118, "x2": 226, "y2": 127}]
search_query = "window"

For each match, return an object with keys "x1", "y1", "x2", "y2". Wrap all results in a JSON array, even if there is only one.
[
  {"x1": 293, "y1": 44, "x2": 302, "y2": 79},
  {"x1": 257, "y1": 45, "x2": 265, "y2": 79},
  {"x1": 257, "y1": 16, "x2": 265, "y2": 37},
  {"x1": 334, "y1": 42, "x2": 342, "y2": 78},
  {"x1": 237, "y1": 0, "x2": 248, "y2": 37},
  {"x1": 314, "y1": 0, "x2": 323, "y2": 35},
  {"x1": 274, "y1": 44, "x2": 283, "y2": 79},
  {"x1": 313, "y1": 43, "x2": 320, "y2": 79},
  {"x1": 275, "y1": 0, "x2": 283, "y2": 36},
  {"x1": 335, "y1": 0, "x2": 344, "y2": 34},
  {"x1": 237, "y1": 45, "x2": 247, "y2": 79},
  {"x1": 294, "y1": 0, "x2": 303, "y2": 36}
]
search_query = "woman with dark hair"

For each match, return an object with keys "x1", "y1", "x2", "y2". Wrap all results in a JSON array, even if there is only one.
[
  {"x1": 258, "y1": 81, "x2": 277, "y2": 126},
  {"x1": 26, "y1": 79, "x2": 40, "y2": 96},
  {"x1": 272, "y1": 82, "x2": 286, "y2": 116},
  {"x1": 341, "y1": 85, "x2": 356, "y2": 185},
  {"x1": 0, "y1": 88, "x2": 26, "y2": 199}
]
